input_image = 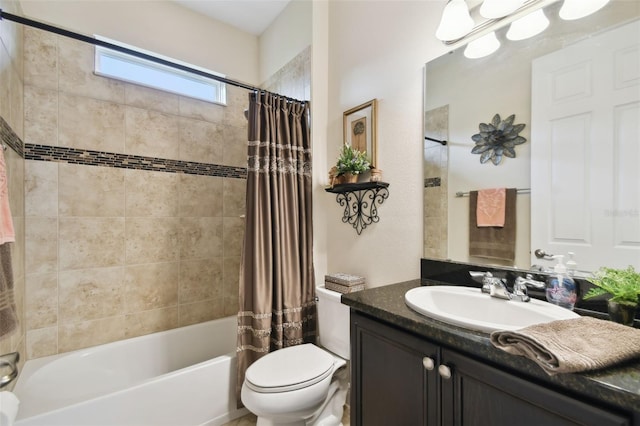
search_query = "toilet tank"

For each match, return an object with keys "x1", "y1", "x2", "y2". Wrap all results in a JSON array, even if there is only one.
[{"x1": 316, "y1": 285, "x2": 350, "y2": 360}]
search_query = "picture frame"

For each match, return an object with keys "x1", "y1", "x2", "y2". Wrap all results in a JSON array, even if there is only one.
[{"x1": 343, "y1": 99, "x2": 378, "y2": 168}]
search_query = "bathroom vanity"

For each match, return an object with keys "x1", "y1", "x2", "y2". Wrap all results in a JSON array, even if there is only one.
[{"x1": 342, "y1": 280, "x2": 640, "y2": 426}]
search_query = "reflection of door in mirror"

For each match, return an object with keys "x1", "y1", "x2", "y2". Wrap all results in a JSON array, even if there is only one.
[{"x1": 531, "y1": 19, "x2": 640, "y2": 273}]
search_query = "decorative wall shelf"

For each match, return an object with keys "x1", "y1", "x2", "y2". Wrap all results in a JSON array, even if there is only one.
[{"x1": 325, "y1": 182, "x2": 390, "y2": 235}]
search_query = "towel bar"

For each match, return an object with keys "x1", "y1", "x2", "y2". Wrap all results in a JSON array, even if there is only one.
[{"x1": 456, "y1": 188, "x2": 530, "y2": 197}]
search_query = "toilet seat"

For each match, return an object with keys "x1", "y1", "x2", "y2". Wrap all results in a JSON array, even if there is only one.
[{"x1": 244, "y1": 344, "x2": 335, "y2": 393}]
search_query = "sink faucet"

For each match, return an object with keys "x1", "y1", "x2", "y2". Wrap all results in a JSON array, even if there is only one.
[{"x1": 474, "y1": 272, "x2": 545, "y2": 303}]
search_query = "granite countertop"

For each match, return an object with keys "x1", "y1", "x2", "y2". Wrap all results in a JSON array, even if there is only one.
[{"x1": 341, "y1": 279, "x2": 640, "y2": 414}]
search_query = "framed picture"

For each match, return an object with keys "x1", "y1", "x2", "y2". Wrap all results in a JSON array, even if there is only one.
[{"x1": 343, "y1": 99, "x2": 378, "y2": 168}]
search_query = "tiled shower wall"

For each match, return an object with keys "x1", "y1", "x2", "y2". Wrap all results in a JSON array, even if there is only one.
[
  {"x1": 0, "y1": 0, "x2": 26, "y2": 385},
  {"x1": 22, "y1": 27, "x2": 249, "y2": 359}
]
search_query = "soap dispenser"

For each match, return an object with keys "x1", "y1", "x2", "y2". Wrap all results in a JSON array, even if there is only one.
[
  {"x1": 545, "y1": 255, "x2": 577, "y2": 310},
  {"x1": 566, "y1": 252, "x2": 578, "y2": 276}
]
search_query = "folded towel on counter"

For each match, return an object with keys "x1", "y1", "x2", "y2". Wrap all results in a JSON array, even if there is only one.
[
  {"x1": 490, "y1": 316, "x2": 640, "y2": 375},
  {"x1": 476, "y1": 188, "x2": 506, "y2": 227},
  {"x1": 469, "y1": 188, "x2": 516, "y2": 261}
]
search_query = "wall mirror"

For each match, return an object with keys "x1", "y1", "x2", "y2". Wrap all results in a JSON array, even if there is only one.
[
  {"x1": 344, "y1": 99, "x2": 378, "y2": 168},
  {"x1": 423, "y1": 0, "x2": 640, "y2": 275}
]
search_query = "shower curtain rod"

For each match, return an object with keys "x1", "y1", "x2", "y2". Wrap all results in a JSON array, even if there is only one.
[{"x1": 0, "y1": 10, "x2": 306, "y2": 104}]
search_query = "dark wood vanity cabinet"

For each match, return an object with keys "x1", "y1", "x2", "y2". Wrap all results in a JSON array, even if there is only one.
[{"x1": 350, "y1": 311, "x2": 633, "y2": 426}]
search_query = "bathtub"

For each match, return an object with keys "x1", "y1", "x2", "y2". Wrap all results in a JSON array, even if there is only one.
[{"x1": 12, "y1": 316, "x2": 248, "y2": 426}]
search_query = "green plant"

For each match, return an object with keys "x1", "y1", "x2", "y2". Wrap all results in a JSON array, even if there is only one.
[
  {"x1": 584, "y1": 266, "x2": 640, "y2": 307},
  {"x1": 335, "y1": 144, "x2": 370, "y2": 175}
]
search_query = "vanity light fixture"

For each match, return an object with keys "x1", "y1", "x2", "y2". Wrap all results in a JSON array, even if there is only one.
[
  {"x1": 480, "y1": 0, "x2": 525, "y2": 19},
  {"x1": 464, "y1": 31, "x2": 500, "y2": 58},
  {"x1": 506, "y1": 9, "x2": 549, "y2": 41},
  {"x1": 559, "y1": 0, "x2": 610, "y2": 20},
  {"x1": 435, "y1": 0, "x2": 612, "y2": 58}
]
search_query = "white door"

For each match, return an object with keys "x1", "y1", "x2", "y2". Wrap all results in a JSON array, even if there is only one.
[{"x1": 531, "y1": 19, "x2": 640, "y2": 272}]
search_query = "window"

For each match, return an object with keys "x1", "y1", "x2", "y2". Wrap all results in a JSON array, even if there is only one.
[{"x1": 94, "y1": 37, "x2": 226, "y2": 105}]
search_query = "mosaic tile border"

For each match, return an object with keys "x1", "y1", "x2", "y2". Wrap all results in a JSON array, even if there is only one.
[
  {"x1": 424, "y1": 177, "x2": 441, "y2": 188},
  {"x1": 24, "y1": 144, "x2": 248, "y2": 179},
  {"x1": 0, "y1": 116, "x2": 24, "y2": 157}
]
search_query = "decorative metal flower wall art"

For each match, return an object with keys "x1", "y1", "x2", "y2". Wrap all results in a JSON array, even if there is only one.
[{"x1": 471, "y1": 114, "x2": 526, "y2": 165}]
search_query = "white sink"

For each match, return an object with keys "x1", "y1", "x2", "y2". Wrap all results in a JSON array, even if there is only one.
[{"x1": 405, "y1": 286, "x2": 579, "y2": 333}]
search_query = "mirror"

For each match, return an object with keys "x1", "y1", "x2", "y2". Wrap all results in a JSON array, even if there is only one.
[{"x1": 423, "y1": 0, "x2": 640, "y2": 274}]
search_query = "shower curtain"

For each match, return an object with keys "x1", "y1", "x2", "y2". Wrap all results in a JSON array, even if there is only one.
[{"x1": 236, "y1": 91, "x2": 316, "y2": 402}]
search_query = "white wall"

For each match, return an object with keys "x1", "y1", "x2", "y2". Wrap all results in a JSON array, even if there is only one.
[
  {"x1": 19, "y1": 0, "x2": 260, "y2": 85},
  {"x1": 318, "y1": 0, "x2": 449, "y2": 287},
  {"x1": 259, "y1": 0, "x2": 312, "y2": 85}
]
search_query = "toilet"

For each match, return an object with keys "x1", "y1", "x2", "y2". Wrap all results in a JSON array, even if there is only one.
[{"x1": 240, "y1": 285, "x2": 351, "y2": 426}]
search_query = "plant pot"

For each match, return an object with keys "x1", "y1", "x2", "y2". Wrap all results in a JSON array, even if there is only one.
[
  {"x1": 607, "y1": 300, "x2": 637, "y2": 326},
  {"x1": 342, "y1": 172, "x2": 359, "y2": 184}
]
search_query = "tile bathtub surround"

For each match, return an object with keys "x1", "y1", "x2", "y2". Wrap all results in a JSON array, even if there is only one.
[{"x1": 22, "y1": 26, "x2": 250, "y2": 359}]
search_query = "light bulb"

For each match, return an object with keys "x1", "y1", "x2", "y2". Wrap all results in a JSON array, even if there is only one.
[
  {"x1": 559, "y1": 0, "x2": 610, "y2": 20},
  {"x1": 464, "y1": 31, "x2": 500, "y2": 59},
  {"x1": 507, "y1": 9, "x2": 550, "y2": 41},
  {"x1": 480, "y1": 0, "x2": 525, "y2": 19},
  {"x1": 436, "y1": 0, "x2": 475, "y2": 41}
]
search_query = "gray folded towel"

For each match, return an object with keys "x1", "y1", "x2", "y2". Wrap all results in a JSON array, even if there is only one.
[
  {"x1": 490, "y1": 316, "x2": 640, "y2": 375},
  {"x1": 0, "y1": 243, "x2": 17, "y2": 339}
]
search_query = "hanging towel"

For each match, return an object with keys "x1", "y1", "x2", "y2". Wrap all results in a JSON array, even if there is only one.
[
  {"x1": 0, "y1": 147, "x2": 14, "y2": 244},
  {"x1": 476, "y1": 187, "x2": 506, "y2": 227},
  {"x1": 490, "y1": 317, "x2": 640, "y2": 375},
  {"x1": 469, "y1": 188, "x2": 516, "y2": 261},
  {"x1": 0, "y1": 243, "x2": 17, "y2": 338}
]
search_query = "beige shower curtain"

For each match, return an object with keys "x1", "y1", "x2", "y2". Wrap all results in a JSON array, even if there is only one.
[{"x1": 236, "y1": 91, "x2": 316, "y2": 401}]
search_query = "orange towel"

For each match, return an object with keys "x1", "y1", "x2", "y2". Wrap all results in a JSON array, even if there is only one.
[
  {"x1": 476, "y1": 188, "x2": 506, "y2": 227},
  {"x1": 0, "y1": 148, "x2": 14, "y2": 244}
]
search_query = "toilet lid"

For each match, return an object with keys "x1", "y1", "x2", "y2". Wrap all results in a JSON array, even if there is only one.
[{"x1": 245, "y1": 344, "x2": 335, "y2": 393}]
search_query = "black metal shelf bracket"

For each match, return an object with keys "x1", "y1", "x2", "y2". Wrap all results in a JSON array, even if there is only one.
[{"x1": 325, "y1": 182, "x2": 390, "y2": 235}]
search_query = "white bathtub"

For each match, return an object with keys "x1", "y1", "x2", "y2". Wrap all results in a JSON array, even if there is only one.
[{"x1": 13, "y1": 316, "x2": 248, "y2": 426}]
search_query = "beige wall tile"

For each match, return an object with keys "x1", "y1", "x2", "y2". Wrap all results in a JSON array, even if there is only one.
[
  {"x1": 224, "y1": 85, "x2": 249, "y2": 128},
  {"x1": 9, "y1": 63, "x2": 23, "y2": 139},
  {"x1": 222, "y1": 256, "x2": 240, "y2": 299},
  {"x1": 124, "y1": 262, "x2": 179, "y2": 312},
  {"x1": 124, "y1": 307, "x2": 179, "y2": 339},
  {"x1": 0, "y1": 45, "x2": 11, "y2": 125},
  {"x1": 58, "y1": 37, "x2": 124, "y2": 103},
  {"x1": 59, "y1": 163, "x2": 125, "y2": 217},
  {"x1": 223, "y1": 178, "x2": 246, "y2": 217},
  {"x1": 222, "y1": 125, "x2": 247, "y2": 168},
  {"x1": 125, "y1": 106, "x2": 179, "y2": 159},
  {"x1": 179, "y1": 258, "x2": 223, "y2": 304},
  {"x1": 25, "y1": 160, "x2": 57, "y2": 217},
  {"x1": 7, "y1": 148, "x2": 24, "y2": 218},
  {"x1": 180, "y1": 217, "x2": 223, "y2": 259},
  {"x1": 26, "y1": 326, "x2": 57, "y2": 359},
  {"x1": 178, "y1": 96, "x2": 224, "y2": 123},
  {"x1": 178, "y1": 116, "x2": 224, "y2": 164},
  {"x1": 179, "y1": 298, "x2": 224, "y2": 326},
  {"x1": 125, "y1": 84, "x2": 179, "y2": 115},
  {"x1": 58, "y1": 267, "x2": 125, "y2": 323},
  {"x1": 59, "y1": 93, "x2": 125, "y2": 153},
  {"x1": 125, "y1": 217, "x2": 180, "y2": 264},
  {"x1": 23, "y1": 27, "x2": 58, "y2": 90},
  {"x1": 24, "y1": 85, "x2": 57, "y2": 146},
  {"x1": 125, "y1": 169, "x2": 179, "y2": 217},
  {"x1": 223, "y1": 217, "x2": 244, "y2": 258},
  {"x1": 25, "y1": 272, "x2": 57, "y2": 329},
  {"x1": 58, "y1": 316, "x2": 126, "y2": 352},
  {"x1": 11, "y1": 217, "x2": 24, "y2": 280},
  {"x1": 59, "y1": 217, "x2": 125, "y2": 270},
  {"x1": 178, "y1": 174, "x2": 223, "y2": 217},
  {"x1": 26, "y1": 217, "x2": 58, "y2": 274}
]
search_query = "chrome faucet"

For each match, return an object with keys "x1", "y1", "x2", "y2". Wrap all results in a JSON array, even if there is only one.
[{"x1": 473, "y1": 272, "x2": 546, "y2": 303}]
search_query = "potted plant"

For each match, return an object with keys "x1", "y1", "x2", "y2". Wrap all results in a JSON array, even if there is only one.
[
  {"x1": 335, "y1": 144, "x2": 371, "y2": 184},
  {"x1": 583, "y1": 266, "x2": 640, "y2": 326}
]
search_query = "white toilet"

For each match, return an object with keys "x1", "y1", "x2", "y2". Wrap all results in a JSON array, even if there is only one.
[{"x1": 240, "y1": 285, "x2": 351, "y2": 426}]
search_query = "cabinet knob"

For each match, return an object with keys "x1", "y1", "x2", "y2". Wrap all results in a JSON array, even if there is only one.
[
  {"x1": 422, "y1": 357, "x2": 435, "y2": 371},
  {"x1": 438, "y1": 364, "x2": 452, "y2": 379}
]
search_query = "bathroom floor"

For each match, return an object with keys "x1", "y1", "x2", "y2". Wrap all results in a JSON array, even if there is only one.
[{"x1": 222, "y1": 405, "x2": 351, "y2": 425}]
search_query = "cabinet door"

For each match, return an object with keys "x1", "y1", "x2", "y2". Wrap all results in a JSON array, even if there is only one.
[
  {"x1": 351, "y1": 312, "x2": 440, "y2": 426},
  {"x1": 440, "y1": 349, "x2": 631, "y2": 426}
]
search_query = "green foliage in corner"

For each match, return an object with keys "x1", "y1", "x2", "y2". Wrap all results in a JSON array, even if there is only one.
[{"x1": 584, "y1": 266, "x2": 640, "y2": 307}]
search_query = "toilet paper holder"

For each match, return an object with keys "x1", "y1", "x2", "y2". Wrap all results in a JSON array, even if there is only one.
[{"x1": 0, "y1": 352, "x2": 19, "y2": 389}]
